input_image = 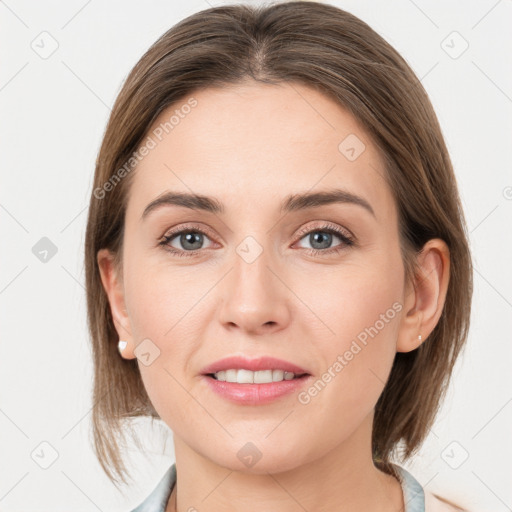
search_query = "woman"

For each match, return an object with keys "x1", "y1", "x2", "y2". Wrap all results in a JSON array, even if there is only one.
[{"x1": 85, "y1": 2, "x2": 472, "y2": 511}]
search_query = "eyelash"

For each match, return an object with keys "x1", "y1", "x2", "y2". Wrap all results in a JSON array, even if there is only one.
[{"x1": 158, "y1": 222, "x2": 355, "y2": 258}]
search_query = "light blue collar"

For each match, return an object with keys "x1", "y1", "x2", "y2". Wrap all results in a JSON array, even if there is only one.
[
  {"x1": 130, "y1": 464, "x2": 176, "y2": 512},
  {"x1": 130, "y1": 462, "x2": 425, "y2": 511},
  {"x1": 393, "y1": 463, "x2": 426, "y2": 511}
]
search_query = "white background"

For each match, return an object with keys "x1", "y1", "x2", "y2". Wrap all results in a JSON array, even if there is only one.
[{"x1": 1, "y1": 0, "x2": 511, "y2": 510}]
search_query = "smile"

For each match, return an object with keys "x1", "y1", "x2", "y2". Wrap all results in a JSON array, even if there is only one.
[{"x1": 210, "y1": 369, "x2": 306, "y2": 383}]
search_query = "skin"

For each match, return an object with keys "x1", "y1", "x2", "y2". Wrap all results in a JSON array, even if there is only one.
[{"x1": 98, "y1": 81, "x2": 450, "y2": 512}]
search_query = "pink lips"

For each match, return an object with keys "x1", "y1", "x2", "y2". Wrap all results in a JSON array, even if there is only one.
[
  {"x1": 200, "y1": 355, "x2": 309, "y2": 376},
  {"x1": 200, "y1": 355, "x2": 312, "y2": 406}
]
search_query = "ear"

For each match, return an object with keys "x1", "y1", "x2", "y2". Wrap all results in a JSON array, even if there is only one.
[
  {"x1": 396, "y1": 238, "x2": 450, "y2": 352},
  {"x1": 97, "y1": 248, "x2": 136, "y2": 359}
]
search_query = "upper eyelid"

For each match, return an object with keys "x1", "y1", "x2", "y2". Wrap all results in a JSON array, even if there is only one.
[
  {"x1": 162, "y1": 222, "x2": 217, "y2": 240},
  {"x1": 295, "y1": 221, "x2": 352, "y2": 239}
]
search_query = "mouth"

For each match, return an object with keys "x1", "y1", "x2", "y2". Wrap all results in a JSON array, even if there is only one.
[
  {"x1": 199, "y1": 356, "x2": 312, "y2": 404},
  {"x1": 201, "y1": 369, "x2": 312, "y2": 405}
]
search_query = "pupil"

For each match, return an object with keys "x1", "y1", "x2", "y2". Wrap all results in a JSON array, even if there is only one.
[
  {"x1": 181, "y1": 232, "x2": 203, "y2": 250},
  {"x1": 310, "y1": 231, "x2": 332, "y2": 249}
]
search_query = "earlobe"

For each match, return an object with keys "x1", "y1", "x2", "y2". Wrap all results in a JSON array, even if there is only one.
[
  {"x1": 97, "y1": 248, "x2": 137, "y2": 360},
  {"x1": 396, "y1": 239, "x2": 450, "y2": 353}
]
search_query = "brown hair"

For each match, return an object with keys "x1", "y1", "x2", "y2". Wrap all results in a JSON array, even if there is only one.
[{"x1": 84, "y1": 0, "x2": 473, "y2": 491}]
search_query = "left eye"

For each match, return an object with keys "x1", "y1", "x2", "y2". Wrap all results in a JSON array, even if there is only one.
[{"x1": 296, "y1": 229, "x2": 346, "y2": 251}]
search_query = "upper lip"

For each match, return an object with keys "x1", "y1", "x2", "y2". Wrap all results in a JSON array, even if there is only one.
[{"x1": 201, "y1": 356, "x2": 310, "y2": 376}]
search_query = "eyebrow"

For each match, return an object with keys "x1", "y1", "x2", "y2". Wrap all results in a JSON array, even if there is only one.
[{"x1": 140, "y1": 188, "x2": 375, "y2": 220}]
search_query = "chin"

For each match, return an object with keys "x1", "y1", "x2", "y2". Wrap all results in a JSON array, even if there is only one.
[{"x1": 203, "y1": 440, "x2": 308, "y2": 476}]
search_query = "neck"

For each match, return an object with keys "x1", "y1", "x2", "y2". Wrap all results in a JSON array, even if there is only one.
[{"x1": 166, "y1": 413, "x2": 404, "y2": 512}]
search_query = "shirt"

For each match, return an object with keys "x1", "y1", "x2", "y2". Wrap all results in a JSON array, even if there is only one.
[{"x1": 130, "y1": 462, "x2": 462, "y2": 512}]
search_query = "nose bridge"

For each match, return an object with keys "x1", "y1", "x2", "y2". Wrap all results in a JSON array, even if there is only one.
[
  {"x1": 217, "y1": 234, "x2": 290, "y2": 333},
  {"x1": 234, "y1": 240, "x2": 273, "y2": 297}
]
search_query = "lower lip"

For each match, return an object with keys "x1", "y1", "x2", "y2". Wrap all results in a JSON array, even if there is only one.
[{"x1": 202, "y1": 374, "x2": 311, "y2": 405}]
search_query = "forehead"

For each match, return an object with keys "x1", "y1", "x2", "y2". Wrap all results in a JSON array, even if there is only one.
[{"x1": 127, "y1": 82, "x2": 394, "y2": 221}]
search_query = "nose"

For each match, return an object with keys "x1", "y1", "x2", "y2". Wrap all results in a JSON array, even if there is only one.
[{"x1": 217, "y1": 245, "x2": 291, "y2": 335}]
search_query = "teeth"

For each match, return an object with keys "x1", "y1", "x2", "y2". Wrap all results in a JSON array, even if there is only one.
[{"x1": 212, "y1": 369, "x2": 299, "y2": 383}]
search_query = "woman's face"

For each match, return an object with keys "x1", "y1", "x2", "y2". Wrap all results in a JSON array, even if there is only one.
[{"x1": 108, "y1": 81, "x2": 412, "y2": 473}]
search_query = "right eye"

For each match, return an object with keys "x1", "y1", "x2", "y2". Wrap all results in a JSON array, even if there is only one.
[{"x1": 159, "y1": 226, "x2": 216, "y2": 257}]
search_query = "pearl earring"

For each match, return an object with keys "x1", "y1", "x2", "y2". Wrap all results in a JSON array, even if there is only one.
[
  {"x1": 118, "y1": 340, "x2": 127, "y2": 354},
  {"x1": 418, "y1": 334, "x2": 422, "y2": 342}
]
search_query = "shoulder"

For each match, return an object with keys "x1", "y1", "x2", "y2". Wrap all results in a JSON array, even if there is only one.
[
  {"x1": 390, "y1": 463, "x2": 468, "y2": 512},
  {"x1": 424, "y1": 489, "x2": 467, "y2": 512}
]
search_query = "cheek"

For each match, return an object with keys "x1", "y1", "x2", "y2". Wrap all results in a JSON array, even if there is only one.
[
  {"x1": 295, "y1": 258, "x2": 403, "y2": 404},
  {"x1": 296, "y1": 255, "x2": 403, "y2": 342},
  {"x1": 124, "y1": 247, "x2": 200, "y2": 340},
  {"x1": 122, "y1": 252, "x2": 211, "y2": 418}
]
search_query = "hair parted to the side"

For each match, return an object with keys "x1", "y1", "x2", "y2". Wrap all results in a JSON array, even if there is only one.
[{"x1": 84, "y1": 0, "x2": 472, "y2": 488}]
